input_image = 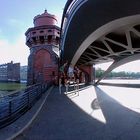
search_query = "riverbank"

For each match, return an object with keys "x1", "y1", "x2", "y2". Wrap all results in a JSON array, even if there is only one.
[
  {"x1": 99, "y1": 79, "x2": 140, "y2": 84},
  {"x1": 0, "y1": 82, "x2": 26, "y2": 97}
]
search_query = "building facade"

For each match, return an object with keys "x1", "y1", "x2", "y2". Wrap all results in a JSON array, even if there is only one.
[
  {"x1": 0, "y1": 61, "x2": 20, "y2": 82},
  {"x1": 25, "y1": 10, "x2": 60, "y2": 85}
]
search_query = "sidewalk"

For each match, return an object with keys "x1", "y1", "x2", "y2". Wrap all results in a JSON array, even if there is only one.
[
  {"x1": 1, "y1": 85, "x2": 140, "y2": 140},
  {"x1": 13, "y1": 85, "x2": 140, "y2": 140},
  {"x1": 0, "y1": 87, "x2": 53, "y2": 140}
]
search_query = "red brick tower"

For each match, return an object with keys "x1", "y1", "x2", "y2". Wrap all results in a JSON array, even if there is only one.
[{"x1": 25, "y1": 10, "x2": 60, "y2": 85}]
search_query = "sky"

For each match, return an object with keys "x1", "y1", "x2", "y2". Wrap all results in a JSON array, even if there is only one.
[
  {"x1": 95, "y1": 60, "x2": 140, "y2": 72},
  {"x1": 0, "y1": 0, "x2": 140, "y2": 72},
  {"x1": 0, "y1": 0, "x2": 66, "y2": 66}
]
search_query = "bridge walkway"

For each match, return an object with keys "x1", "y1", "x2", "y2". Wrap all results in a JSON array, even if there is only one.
[{"x1": 13, "y1": 85, "x2": 140, "y2": 140}]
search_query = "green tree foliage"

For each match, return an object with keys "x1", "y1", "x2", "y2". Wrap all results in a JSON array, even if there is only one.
[
  {"x1": 95, "y1": 68, "x2": 140, "y2": 79},
  {"x1": 95, "y1": 68, "x2": 104, "y2": 78}
]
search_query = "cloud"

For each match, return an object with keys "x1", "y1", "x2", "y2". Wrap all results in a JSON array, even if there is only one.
[{"x1": 0, "y1": 33, "x2": 29, "y2": 66}]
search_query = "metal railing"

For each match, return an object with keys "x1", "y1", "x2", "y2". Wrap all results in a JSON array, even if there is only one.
[{"x1": 0, "y1": 83, "x2": 51, "y2": 129}]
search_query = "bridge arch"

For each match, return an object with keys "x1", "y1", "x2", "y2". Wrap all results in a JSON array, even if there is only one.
[
  {"x1": 71, "y1": 15, "x2": 140, "y2": 66},
  {"x1": 61, "y1": 0, "x2": 140, "y2": 83},
  {"x1": 96, "y1": 53, "x2": 140, "y2": 84}
]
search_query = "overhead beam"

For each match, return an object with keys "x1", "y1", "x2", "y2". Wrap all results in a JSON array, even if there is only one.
[
  {"x1": 101, "y1": 39, "x2": 114, "y2": 54},
  {"x1": 104, "y1": 37, "x2": 128, "y2": 49}
]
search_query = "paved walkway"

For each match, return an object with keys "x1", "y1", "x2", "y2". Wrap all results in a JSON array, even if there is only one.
[
  {"x1": 0, "y1": 87, "x2": 52, "y2": 140},
  {"x1": 12, "y1": 85, "x2": 140, "y2": 140}
]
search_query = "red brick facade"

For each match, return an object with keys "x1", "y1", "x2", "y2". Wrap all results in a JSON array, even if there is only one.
[
  {"x1": 34, "y1": 49, "x2": 58, "y2": 83},
  {"x1": 79, "y1": 65, "x2": 95, "y2": 84}
]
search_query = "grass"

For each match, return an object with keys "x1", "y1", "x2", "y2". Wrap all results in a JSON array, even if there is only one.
[{"x1": 0, "y1": 82, "x2": 26, "y2": 91}]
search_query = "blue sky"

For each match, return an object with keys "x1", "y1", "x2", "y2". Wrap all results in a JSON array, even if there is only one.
[{"x1": 0, "y1": 0, "x2": 66, "y2": 66}]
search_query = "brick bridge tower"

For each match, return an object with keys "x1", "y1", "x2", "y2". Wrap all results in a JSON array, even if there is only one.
[{"x1": 25, "y1": 10, "x2": 60, "y2": 85}]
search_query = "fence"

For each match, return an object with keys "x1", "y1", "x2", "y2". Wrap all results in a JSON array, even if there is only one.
[{"x1": 0, "y1": 83, "x2": 50, "y2": 129}]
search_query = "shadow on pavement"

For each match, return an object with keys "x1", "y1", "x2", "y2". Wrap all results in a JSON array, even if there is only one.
[
  {"x1": 14, "y1": 86, "x2": 105, "y2": 140},
  {"x1": 99, "y1": 82, "x2": 140, "y2": 88},
  {"x1": 94, "y1": 86, "x2": 140, "y2": 140},
  {"x1": 14, "y1": 86, "x2": 140, "y2": 140}
]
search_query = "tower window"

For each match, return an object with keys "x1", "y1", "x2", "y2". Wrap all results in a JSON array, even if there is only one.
[
  {"x1": 48, "y1": 29, "x2": 52, "y2": 32},
  {"x1": 39, "y1": 36, "x2": 44, "y2": 43},
  {"x1": 40, "y1": 30, "x2": 44, "y2": 33},
  {"x1": 48, "y1": 35, "x2": 52, "y2": 43},
  {"x1": 56, "y1": 37, "x2": 59, "y2": 44},
  {"x1": 32, "y1": 37, "x2": 37, "y2": 44},
  {"x1": 52, "y1": 71, "x2": 55, "y2": 76},
  {"x1": 32, "y1": 31, "x2": 36, "y2": 34}
]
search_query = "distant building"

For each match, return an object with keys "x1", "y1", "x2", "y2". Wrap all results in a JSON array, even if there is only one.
[
  {"x1": 20, "y1": 66, "x2": 27, "y2": 82},
  {"x1": 25, "y1": 10, "x2": 60, "y2": 85},
  {"x1": 0, "y1": 61, "x2": 20, "y2": 82}
]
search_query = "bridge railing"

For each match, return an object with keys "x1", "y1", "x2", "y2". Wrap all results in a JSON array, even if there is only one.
[{"x1": 0, "y1": 82, "x2": 50, "y2": 129}]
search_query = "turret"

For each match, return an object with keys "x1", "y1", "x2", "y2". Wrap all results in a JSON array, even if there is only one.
[{"x1": 25, "y1": 10, "x2": 60, "y2": 85}]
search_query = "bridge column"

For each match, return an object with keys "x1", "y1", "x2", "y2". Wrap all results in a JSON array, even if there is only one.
[{"x1": 79, "y1": 65, "x2": 95, "y2": 85}]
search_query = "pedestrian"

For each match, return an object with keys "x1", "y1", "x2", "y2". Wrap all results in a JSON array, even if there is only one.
[
  {"x1": 68, "y1": 63, "x2": 75, "y2": 83},
  {"x1": 59, "y1": 61, "x2": 68, "y2": 76},
  {"x1": 59, "y1": 61, "x2": 68, "y2": 94},
  {"x1": 74, "y1": 66, "x2": 80, "y2": 94}
]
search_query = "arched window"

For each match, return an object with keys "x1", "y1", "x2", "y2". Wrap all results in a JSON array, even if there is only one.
[{"x1": 39, "y1": 36, "x2": 44, "y2": 44}]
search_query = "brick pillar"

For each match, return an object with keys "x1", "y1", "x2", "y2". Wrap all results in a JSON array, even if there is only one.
[{"x1": 79, "y1": 65, "x2": 95, "y2": 84}]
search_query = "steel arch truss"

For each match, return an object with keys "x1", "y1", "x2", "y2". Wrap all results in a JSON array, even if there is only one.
[
  {"x1": 96, "y1": 53, "x2": 140, "y2": 84},
  {"x1": 77, "y1": 24, "x2": 140, "y2": 66}
]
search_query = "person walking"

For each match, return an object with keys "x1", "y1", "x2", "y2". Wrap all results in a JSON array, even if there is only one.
[
  {"x1": 59, "y1": 61, "x2": 68, "y2": 94},
  {"x1": 68, "y1": 64, "x2": 74, "y2": 83},
  {"x1": 74, "y1": 66, "x2": 80, "y2": 94}
]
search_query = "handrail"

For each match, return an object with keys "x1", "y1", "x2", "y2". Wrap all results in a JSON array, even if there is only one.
[{"x1": 0, "y1": 82, "x2": 51, "y2": 129}]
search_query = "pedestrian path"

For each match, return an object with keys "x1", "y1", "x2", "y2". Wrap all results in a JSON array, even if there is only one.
[
  {"x1": 0, "y1": 87, "x2": 52, "y2": 140},
  {"x1": 13, "y1": 85, "x2": 140, "y2": 140}
]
